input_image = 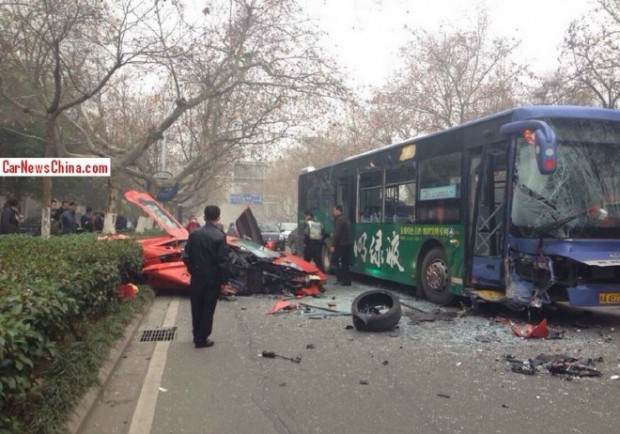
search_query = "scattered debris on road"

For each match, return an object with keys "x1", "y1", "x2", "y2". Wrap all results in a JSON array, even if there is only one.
[
  {"x1": 504, "y1": 354, "x2": 603, "y2": 378},
  {"x1": 510, "y1": 318, "x2": 549, "y2": 338},
  {"x1": 405, "y1": 310, "x2": 457, "y2": 324},
  {"x1": 259, "y1": 350, "x2": 302, "y2": 363},
  {"x1": 266, "y1": 300, "x2": 299, "y2": 314}
]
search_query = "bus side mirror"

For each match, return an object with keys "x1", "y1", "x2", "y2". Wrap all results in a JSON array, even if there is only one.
[{"x1": 500, "y1": 120, "x2": 558, "y2": 175}]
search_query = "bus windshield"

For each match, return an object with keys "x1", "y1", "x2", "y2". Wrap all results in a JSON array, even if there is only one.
[{"x1": 511, "y1": 119, "x2": 620, "y2": 239}]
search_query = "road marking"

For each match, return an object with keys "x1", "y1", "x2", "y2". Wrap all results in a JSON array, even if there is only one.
[{"x1": 128, "y1": 298, "x2": 179, "y2": 434}]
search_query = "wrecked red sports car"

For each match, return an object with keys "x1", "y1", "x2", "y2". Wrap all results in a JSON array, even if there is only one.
[{"x1": 124, "y1": 190, "x2": 326, "y2": 296}]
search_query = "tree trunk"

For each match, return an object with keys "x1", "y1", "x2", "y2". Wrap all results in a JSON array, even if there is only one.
[
  {"x1": 104, "y1": 176, "x2": 120, "y2": 234},
  {"x1": 39, "y1": 117, "x2": 56, "y2": 238}
]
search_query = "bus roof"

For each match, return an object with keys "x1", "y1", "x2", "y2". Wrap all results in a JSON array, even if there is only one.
[{"x1": 308, "y1": 105, "x2": 620, "y2": 172}]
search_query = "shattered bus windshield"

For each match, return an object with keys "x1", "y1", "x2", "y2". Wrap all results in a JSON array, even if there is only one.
[{"x1": 511, "y1": 119, "x2": 620, "y2": 239}]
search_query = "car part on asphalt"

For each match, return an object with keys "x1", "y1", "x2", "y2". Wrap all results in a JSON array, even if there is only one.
[
  {"x1": 504, "y1": 354, "x2": 603, "y2": 378},
  {"x1": 399, "y1": 300, "x2": 431, "y2": 314},
  {"x1": 299, "y1": 302, "x2": 350, "y2": 314},
  {"x1": 260, "y1": 350, "x2": 302, "y2": 363},
  {"x1": 351, "y1": 289, "x2": 402, "y2": 332}
]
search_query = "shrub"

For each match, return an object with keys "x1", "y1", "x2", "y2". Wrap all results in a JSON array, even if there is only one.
[{"x1": 0, "y1": 234, "x2": 144, "y2": 432}]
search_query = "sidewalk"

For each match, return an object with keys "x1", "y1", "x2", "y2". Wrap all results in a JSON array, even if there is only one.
[{"x1": 66, "y1": 297, "x2": 156, "y2": 434}]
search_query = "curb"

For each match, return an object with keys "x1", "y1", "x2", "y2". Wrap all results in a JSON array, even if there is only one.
[{"x1": 66, "y1": 302, "x2": 151, "y2": 434}]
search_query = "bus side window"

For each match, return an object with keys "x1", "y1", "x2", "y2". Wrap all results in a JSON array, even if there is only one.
[
  {"x1": 385, "y1": 165, "x2": 417, "y2": 224},
  {"x1": 418, "y1": 153, "x2": 462, "y2": 223},
  {"x1": 359, "y1": 170, "x2": 383, "y2": 223},
  {"x1": 386, "y1": 183, "x2": 416, "y2": 223}
]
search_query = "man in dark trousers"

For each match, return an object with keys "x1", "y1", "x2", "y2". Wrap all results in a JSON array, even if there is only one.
[
  {"x1": 329, "y1": 204, "x2": 354, "y2": 286},
  {"x1": 182, "y1": 205, "x2": 231, "y2": 348},
  {"x1": 303, "y1": 210, "x2": 325, "y2": 272}
]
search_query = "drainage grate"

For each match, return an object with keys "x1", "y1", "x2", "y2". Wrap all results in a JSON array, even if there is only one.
[{"x1": 138, "y1": 326, "x2": 177, "y2": 342}]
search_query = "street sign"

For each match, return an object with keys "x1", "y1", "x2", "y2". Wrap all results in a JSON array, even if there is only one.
[
  {"x1": 156, "y1": 184, "x2": 178, "y2": 202},
  {"x1": 230, "y1": 192, "x2": 262, "y2": 205}
]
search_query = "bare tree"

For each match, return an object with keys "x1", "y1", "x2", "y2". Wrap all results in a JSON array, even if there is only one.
[
  {"x1": 528, "y1": 71, "x2": 597, "y2": 106},
  {"x1": 0, "y1": 0, "x2": 169, "y2": 236},
  {"x1": 372, "y1": 11, "x2": 527, "y2": 133},
  {"x1": 0, "y1": 0, "x2": 347, "y2": 235},
  {"x1": 559, "y1": 0, "x2": 620, "y2": 108},
  {"x1": 65, "y1": 0, "x2": 348, "y2": 213}
]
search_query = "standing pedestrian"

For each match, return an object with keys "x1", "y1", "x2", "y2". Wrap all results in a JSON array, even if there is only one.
[
  {"x1": 182, "y1": 205, "x2": 233, "y2": 348},
  {"x1": 61, "y1": 201, "x2": 78, "y2": 235},
  {"x1": 329, "y1": 204, "x2": 354, "y2": 286},
  {"x1": 81, "y1": 206, "x2": 94, "y2": 232},
  {"x1": 93, "y1": 210, "x2": 105, "y2": 232},
  {"x1": 303, "y1": 210, "x2": 325, "y2": 272},
  {"x1": 115, "y1": 213, "x2": 128, "y2": 232},
  {"x1": 0, "y1": 198, "x2": 21, "y2": 234},
  {"x1": 185, "y1": 215, "x2": 200, "y2": 232},
  {"x1": 53, "y1": 199, "x2": 68, "y2": 234}
]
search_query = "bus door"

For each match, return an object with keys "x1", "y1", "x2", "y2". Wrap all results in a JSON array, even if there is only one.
[
  {"x1": 337, "y1": 176, "x2": 356, "y2": 222},
  {"x1": 470, "y1": 144, "x2": 507, "y2": 288}
]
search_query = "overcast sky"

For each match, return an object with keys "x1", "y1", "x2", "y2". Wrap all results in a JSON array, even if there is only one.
[{"x1": 303, "y1": 0, "x2": 597, "y2": 89}]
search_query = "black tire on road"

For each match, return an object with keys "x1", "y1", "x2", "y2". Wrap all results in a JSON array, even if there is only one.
[
  {"x1": 351, "y1": 290, "x2": 402, "y2": 332},
  {"x1": 419, "y1": 247, "x2": 453, "y2": 305}
]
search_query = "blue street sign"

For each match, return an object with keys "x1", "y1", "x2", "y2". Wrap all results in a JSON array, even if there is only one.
[
  {"x1": 156, "y1": 184, "x2": 178, "y2": 202},
  {"x1": 230, "y1": 192, "x2": 262, "y2": 205}
]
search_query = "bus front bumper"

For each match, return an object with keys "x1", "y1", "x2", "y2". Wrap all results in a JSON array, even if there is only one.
[{"x1": 567, "y1": 283, "x2": 620, "y2": 306}]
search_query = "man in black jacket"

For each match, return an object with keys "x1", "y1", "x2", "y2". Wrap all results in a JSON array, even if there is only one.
[
  {"x1": 182, "y1": 205, "x2": 231, "y2": 348},
  {"x1": 329, "y1": 204, "x2": 354, "y2": 286},
  {"x1": 0, "y1": 198, "x2": 21, "y2": 234}
]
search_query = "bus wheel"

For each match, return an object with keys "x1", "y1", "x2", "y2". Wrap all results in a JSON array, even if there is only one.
[{"x1": 420, "y1": 247, "x2": 453, "y2": 305}]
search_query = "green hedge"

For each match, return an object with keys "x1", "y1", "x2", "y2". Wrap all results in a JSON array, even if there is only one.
[{"x1": 0, "y1": 234, "x2": 145, "y2": 432}]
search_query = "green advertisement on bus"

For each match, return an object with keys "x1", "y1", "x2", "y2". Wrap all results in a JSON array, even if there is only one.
[{"x1": 351, "y1": 223, "x2": 465, "y2": 295}]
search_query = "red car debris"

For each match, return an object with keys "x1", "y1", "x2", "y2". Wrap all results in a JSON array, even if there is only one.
[{"x1": 123, "y1": 190, "x2": 326, "y2": 296}]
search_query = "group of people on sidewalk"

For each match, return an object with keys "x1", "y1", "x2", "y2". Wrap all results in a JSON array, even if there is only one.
[
  {"x1": 50, "y1": 199, "x2": 128, "y2": 235},
  {"x1": 183, "y1": 203, "x2": 354, "y2": 350},
  {"x1": 0, "y1": 196, "x2": 131, "y2": 236}
]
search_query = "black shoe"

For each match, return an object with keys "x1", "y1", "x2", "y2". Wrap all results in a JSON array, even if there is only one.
[{"x1": 195, "y1": 339, "x2": 215, "y2": 348}]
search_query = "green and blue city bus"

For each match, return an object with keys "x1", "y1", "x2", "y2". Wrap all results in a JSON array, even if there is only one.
[{"x1": 297, "y1": 106, "x2": 620, "y2": 308}]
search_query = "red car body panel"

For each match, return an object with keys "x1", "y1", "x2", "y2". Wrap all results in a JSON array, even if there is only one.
[
  {"x1": 137, "y1": 236, "x2": 185, "y2": 267},
  {"x1": 124, "y1": 190, "x2": 188, "y2": 240},
  {"x1": 123, "y1": 190, "x2": 326, "y2": 293},
  {"x1": 142, "y1": 262, "x2": 190, "y2": 291}
]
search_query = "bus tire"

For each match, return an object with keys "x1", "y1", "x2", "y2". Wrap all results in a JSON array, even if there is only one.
[
  {"x1": 420, "y1": 247, "x2": 453, "y2": 305},
  {"x1": 351, "y1": 290, "x2": 402, "y2": 332}
]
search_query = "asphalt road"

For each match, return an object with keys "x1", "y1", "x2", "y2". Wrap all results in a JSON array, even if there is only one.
[{"x1": 81, "y1": 276, "x2": 620, "y2": 434}]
